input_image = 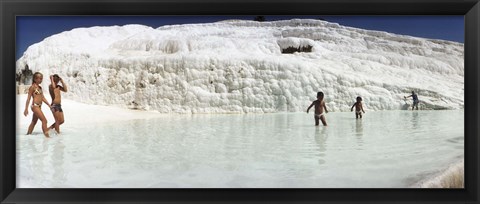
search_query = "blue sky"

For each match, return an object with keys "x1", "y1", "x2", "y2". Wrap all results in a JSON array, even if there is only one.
[{"x1": 16, "y1": 16, "x2": 464, "y2": 60}]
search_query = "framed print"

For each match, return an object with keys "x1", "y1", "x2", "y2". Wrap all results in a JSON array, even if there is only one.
[{"x1": 1, "y1": 0, "x2": 479, "y2": 203}]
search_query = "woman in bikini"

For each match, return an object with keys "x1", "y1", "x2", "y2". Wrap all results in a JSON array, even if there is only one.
[
  {"x1": 49, "y1": 74, "x2": 67, "y2": 134},
  {"x1": 24, "y1": 72, "x2": 51, "y2": 137}
]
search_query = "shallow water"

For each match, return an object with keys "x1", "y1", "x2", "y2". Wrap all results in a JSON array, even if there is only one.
[{"x1": 16, "y1": 110, "x2": 464, "y2": 188}]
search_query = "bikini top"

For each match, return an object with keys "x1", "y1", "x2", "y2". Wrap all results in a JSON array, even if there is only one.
[{"x1": 33, "y1": 85, "x2": 42, "y2": 95}]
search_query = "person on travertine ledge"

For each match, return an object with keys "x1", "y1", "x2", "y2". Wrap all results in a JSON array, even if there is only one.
[{"x1": 405, "y1": 91, "x2": 420, "y2": 111}]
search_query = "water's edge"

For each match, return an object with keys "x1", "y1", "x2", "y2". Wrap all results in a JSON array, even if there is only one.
[{"x1": 411, "y1": 158, "x2": 464, "y2": 188}]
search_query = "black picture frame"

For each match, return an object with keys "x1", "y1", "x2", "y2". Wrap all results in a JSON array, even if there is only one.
[{"x1": 1, "y1": 0, "x2": 479, "y2": 203}]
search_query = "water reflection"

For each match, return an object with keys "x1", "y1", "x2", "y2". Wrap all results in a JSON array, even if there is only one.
[
  {"x1": 314, "y1": 127, "x2": 328, "y2": 165},
  {"x1": 355, "y1": 120, "x2": 363, "y2": 136},
  {"x1": 411, "y1": 112, "x2": 419, "y2": 129},
  {"x1": 355, "y1": 120, "x2": 364, "y2": 147},
  {"x1": 52, "y1": 139, "x2": 66, "y2": 186},
  {"x1": 26, "y1": 137, "x2": 49, "y2": 185}
]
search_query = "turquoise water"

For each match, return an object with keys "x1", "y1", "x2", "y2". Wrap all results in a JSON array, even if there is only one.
[{"x1": 17, "y1": 110, "x2": 464, "y2": 188}]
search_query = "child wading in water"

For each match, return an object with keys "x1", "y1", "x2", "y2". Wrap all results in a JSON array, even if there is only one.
[
  {"x1": 307, "y1": 92, "x2": 329, "y2": 126},
  {"x1": 49, "y1": 74, "x2": 67, "y2": 134},
  {"x1": 24, "y1": 72, "x2": 51, "y2": 137},
  {"x1": 351, "y1": 96, "x2": 365, "y2": 119}
]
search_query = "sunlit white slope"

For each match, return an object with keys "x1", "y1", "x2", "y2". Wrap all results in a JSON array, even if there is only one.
[{"x1": 16, "y1": 19, "x2": 464, "y2": 113}]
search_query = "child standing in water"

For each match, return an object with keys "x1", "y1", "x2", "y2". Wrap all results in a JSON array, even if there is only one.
[
  {"x1": 24, "y1": 72, "x2": 51, "y2": 137},
  {"x1": 351, "y1": 96, "x2": 365, "y2": 119},
  {"x1": 49, "y1": 74, "x2": 67, "y2": 134},
  {"x1": 307, "y1": 92, "x2": 329, "y2": 126}
]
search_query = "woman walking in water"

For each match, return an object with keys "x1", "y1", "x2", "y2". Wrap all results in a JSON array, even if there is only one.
[
  {"x1": 49, "y1": 74, "x2": 67, "y2": 134},
  {"x1": 24, "y1": 72, "x2": 51, "y2": 137}
]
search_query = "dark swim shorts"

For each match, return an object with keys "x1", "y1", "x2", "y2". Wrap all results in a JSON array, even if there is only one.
[{"x1": 51, "y1": 104, "x2": 63, "y2": 112}]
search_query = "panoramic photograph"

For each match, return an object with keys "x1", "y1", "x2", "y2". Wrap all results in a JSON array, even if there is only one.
[{"x1": 15, "y1": 16, "x2": 464, "y2": 188}]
